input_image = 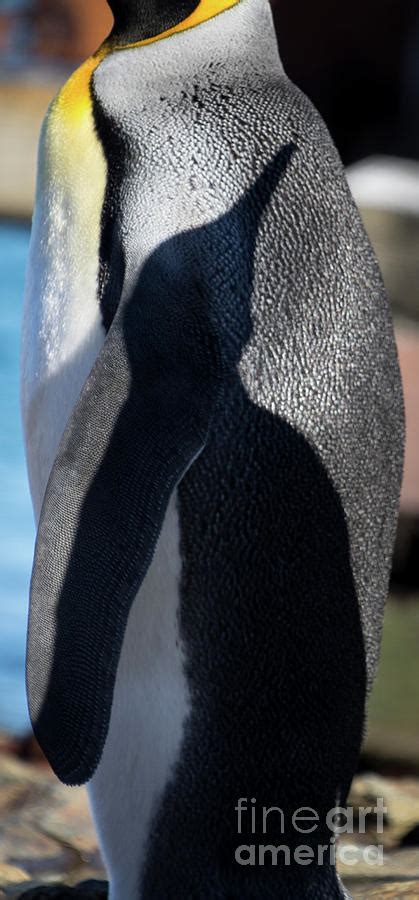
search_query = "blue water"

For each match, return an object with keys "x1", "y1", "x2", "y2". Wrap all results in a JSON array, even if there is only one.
[{"x1": 0, "y1": 221, "x2": 33, "y2": 734}]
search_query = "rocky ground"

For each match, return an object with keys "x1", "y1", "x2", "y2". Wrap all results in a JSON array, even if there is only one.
[
  {"x1": 0, "y1": 734, "x2": 105, "y2": 898},
  {"x1": 1, "y1": 734, "x2": 419, "y2": 899}
]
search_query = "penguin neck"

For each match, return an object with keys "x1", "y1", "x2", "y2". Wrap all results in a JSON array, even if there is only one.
[
  {"x1": 104, "y1": 0, "x2": 283, "y2": 77},
  {"x1": 107, "y1": 0, "x2": 206, "y2": 43}
]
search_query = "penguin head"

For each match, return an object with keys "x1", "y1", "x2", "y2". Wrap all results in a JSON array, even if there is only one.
[{"x1": 106, "y1": 0, "x2": 201, "y2": 42}]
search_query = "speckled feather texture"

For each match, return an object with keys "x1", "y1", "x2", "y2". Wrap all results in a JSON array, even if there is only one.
[{"x1": 24, "y1": 0, "x2": 404, "y2": 896}]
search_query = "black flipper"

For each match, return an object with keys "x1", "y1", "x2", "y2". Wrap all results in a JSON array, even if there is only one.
[{"x1": 27, "y1": 239, "x2": 221, "y2": 785}]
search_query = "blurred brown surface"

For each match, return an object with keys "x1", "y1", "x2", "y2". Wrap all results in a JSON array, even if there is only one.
[
  {"x1": 29, "y1": 0, "x2": 113, "y2": 62},
  {"x1": 397, "y1": 329, "x2": 419, "y2": 515},
  {"x1": 0, "y1": 13, "x2": 14, "y2": 55},
  {"x1": 0, "y1": 80, "x2": 59, "y2": 220},
  {"x1": 360, "y1": 209, "x2": 419, "y2": 324},
  {"x1": 0, "y1": 736, "x2": 106, "y2": 897},
  {"x1": 352, "y1": 886, "x2": 419, "y2": 898}
]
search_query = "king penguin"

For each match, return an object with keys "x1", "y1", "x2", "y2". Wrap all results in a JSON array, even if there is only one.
[{"x1": 21, "y1": 0, "x2": 404, "y2": 897}]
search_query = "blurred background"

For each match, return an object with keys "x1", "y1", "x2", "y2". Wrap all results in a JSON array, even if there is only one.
[{"x1": 0, "y1": 0, "x2": 418, "y2": 767}]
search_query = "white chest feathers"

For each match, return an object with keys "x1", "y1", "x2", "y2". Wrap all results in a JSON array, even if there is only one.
[{"x1": 21, "y1": 67, "x2": 107, "y2": 520}]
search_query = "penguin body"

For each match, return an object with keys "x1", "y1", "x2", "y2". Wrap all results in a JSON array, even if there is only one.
[{"x1": 22, "y1": 0, "x2": 404, "y2": 897}]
